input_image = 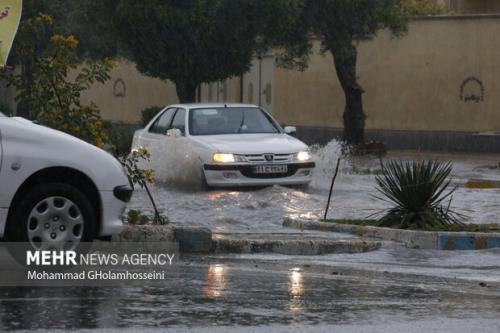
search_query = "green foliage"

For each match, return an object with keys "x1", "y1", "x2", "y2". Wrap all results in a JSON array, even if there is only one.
[
  {"x1": 402, "y1": 0, "x2": 447, "y2": 16},
  {"x1": 326, "y1": 219, "x2": 379, "y2": 227},
  {"x1": 125, "y1": 209, "x2": 170, "y2": 226},
  {"x1": 374, "y1": 160, "x2": 463, "y2": 229},
  {"x1": 17, "y1": 0, "x2": 119, "y2": 61},
  {"x1": 278, "y1": 0, "x2": 444, "y2": 144},
  {"x1": 0, "y1": 102, "x2": 13, "y2": 116},
  {"x1": 115, "y1": 0, "x2": 303, "y2": 102},
  {"x1": 125, "y1": 209, "x2": 150, "y2": 225},
  {"x1": 141, "y1": 106, "x2": 162, "y2": 127},
  {"x1": 120, "y1": 148, "x2": 156, "y2": 186},
  {"x1": 105, "y1": 122, "x2": 136, "y2": 157},
  {"x1": 0, "y1": 14, "x2": 113, "y2": 146},
  {"x1": 278, "y1": 0, "x2": 410, "y2": 65},
  {"x1": 119, "y1": 148, "x2": 169, "y2": 225},
  {"x1": 50, "y1": 0, "x2": 120, "y2": 60}
]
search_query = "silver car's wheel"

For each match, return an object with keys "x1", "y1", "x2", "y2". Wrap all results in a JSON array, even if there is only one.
[{"x1": 27, "y1": 196, "x2": 84, "y2": 251}]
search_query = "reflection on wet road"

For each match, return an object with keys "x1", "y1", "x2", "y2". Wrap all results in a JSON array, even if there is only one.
[{"x1": 1, "y1": 255, "x2": 499, "y2": 331}]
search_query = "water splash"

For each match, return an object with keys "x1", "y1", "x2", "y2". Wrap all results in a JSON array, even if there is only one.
[
  {"x1": 148, "y1": 138, "x2": 206, "y2": 191},
  {"x1": 309, "y1": 139, "x2": 344, "y2": 190},
  {"x1": 146, "y1": 136, "x2": 354, "y2": 192}
]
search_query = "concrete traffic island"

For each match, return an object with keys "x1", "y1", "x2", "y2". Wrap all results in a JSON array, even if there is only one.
[
  {"x1": 114, "y1": 225, "x2": 381, "y2": 255},
  {"x1": 113, "y1": 224, "x2": 176, "y2": 242},
  {"x1": 212, "y1": 232, "x2": 381, "y2": 255},
  {"x1": 283, "y1": 217, "x2": 500, "y2": 250}
]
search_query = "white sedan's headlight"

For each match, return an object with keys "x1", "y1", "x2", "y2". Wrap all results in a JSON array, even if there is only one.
[
  {"x1": 295, "y1": 151, "x2": 311, "y2": 162},
  {"x1": 213, "y1": 153, "x2": 236, "y2": 163}
]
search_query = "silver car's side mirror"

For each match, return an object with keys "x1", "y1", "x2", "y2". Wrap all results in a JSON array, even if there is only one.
[
  {"x1": 284, "y1": 126, "x2": 297, "y2": 134},
  {"x1": 166, "y1": 128, "x2": 182, "y2": 138}
]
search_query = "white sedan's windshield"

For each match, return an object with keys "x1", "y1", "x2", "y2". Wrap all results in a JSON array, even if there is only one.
[{"x1": 189, "y1": 107, "x2": 281, "y2": 135}]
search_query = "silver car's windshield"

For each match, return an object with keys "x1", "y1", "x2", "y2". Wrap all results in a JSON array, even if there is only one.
[
  {"x1": 0, "y1": 112, "x2": 5, "y2": 117},
  {"x1": 189, "y1": 107, "x2": 281, "y2": 135}
]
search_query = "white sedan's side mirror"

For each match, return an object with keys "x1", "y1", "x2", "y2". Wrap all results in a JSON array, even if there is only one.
[
  {"x1": 166, "y1": 128, "x2": 182, "y2": 138},
  {"x1": 284, "y1": 126, "x2": 297, "y2": 134}
]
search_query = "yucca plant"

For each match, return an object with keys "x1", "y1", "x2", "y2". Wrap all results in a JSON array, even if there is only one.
[{"x1": 374, "y1": 160, "x2": 463, "y2": 229}]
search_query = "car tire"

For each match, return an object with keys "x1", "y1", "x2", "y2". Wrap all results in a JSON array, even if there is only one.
[{"x1": 6, "y1": 183, "x2": 97, "y2": 251}]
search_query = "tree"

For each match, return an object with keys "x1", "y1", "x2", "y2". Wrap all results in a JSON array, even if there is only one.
[
  {"x1": 0, "y1": 14, "x2": 113, "y2": 146},
  {"x1": 6, "y1": 0, "x2": 120, "y2": 118},
  {"x1": 279, "y1": 0, "x2": 444, "y2": 145},
  {"x1": 402, "y1": 0, "x2": 446, "y2": 16},
  {"x1": 114, "y1": 0, "x2": 303, "y2": 103},
  {"x1": 44, "y1": 0, "x2": 121, "y2": 60}
]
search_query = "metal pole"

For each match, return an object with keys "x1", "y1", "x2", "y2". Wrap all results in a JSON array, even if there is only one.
[{"x1": 323, "y1": 158, "x2": 341, "y2": 221}]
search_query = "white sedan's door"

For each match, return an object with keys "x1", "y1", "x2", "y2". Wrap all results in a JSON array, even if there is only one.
[{"x1": 138, "y1": 107, "x2": 177, "y2": 149}]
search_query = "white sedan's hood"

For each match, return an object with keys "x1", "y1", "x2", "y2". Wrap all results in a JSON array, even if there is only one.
[{"x1": 190, "y1": 133, "x2": 308, "y2": 154}]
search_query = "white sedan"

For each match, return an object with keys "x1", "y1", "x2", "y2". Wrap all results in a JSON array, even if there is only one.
[
  {"x1": 0, "y1": 113, "x2": 131, "y2": 250},
  {"x1": 132, "y1": 103, "x2": 315, "y2": 187}
]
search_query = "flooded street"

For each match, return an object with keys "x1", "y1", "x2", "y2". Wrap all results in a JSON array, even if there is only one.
[{"x1": 129, "y1": 140, "x2": 500, "y2": 231}]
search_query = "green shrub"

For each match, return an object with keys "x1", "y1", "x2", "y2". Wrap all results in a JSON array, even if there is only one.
[
  {"x1": 141, "y1": 106, "x2": 162, "y2": 127},
  {"x1": 0, "y1": 14, "x2": 113, "y2": 147},
  {"x1": 125, "y1": 209, "x2": 150, "y2": 225},
  {"x1": 105, "y1": 121, "x2": 136, "y2": 156},
  {"x1": 119, "y1": 148, "x2": 169, "y2": 225},
  {"x1": 0, "y1": 102, "x2": 13, "y2": 116},
  {"x1": 375, "y1": 160, "x2": 463, "y2": 229}
]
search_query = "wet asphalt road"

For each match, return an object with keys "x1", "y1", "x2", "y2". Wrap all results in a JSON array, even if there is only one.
[{"x1": 1, "y1": 243, "x2": 500, "y2": 332}]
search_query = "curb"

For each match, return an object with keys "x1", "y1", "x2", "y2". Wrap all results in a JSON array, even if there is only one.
[
  {"x1": 212, "y1": 238, "x2": 380, "y2": 255},
  {"x1": 283, "y1": 218, "x2": 500, "y2": 251},
  {"x1": 113, "y1": 225, "x2": 176, "y2": 242},
  {"x1": 114, "y1": 224, "x2": 381, "y2": 255},
  {"x1": 174, "y1": 227, "x2": 214, "y2": 253},
  {"x1": 114, "y1": 225, "x2": 213, "y2": 253}
]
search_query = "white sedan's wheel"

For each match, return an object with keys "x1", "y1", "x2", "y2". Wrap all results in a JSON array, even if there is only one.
[
  {"x1": 7, "y1": 183, "x2": 96, "y2": 250},
  {"x1": 27, "y1": 196, "x2": 85, "y2": 251}
]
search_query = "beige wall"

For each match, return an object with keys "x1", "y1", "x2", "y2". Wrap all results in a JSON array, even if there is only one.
[
  {"x1": 274, "y1": 16, "x2": 500, "y2": 133},
  {"x1": 81, "y1": 61, "x2": 178, "y2": 123},
  {"x1": 199, "y1": 76, "x2": 242, "y2": 104},
  {"x1": 85, "y1": 63, "x2": 242, "y2": 123}
]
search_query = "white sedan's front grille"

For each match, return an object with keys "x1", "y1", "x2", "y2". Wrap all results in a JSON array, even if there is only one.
[{"x1": 241, "y1": 153, "x2": 293, "y2": 163}]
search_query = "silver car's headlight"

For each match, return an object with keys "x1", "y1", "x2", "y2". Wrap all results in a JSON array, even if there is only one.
[
  {"x1": 295, "y1": 151, "x2": 312, "y2": 162},
  {"x1": 213, "y1": 153, "x2": 245, "y2": 163},
  {"x1": 213, "y1": 153, "x2": 236, "y2": 163}
]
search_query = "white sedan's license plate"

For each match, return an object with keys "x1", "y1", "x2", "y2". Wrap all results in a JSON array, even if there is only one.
[{"x1": 252, "y1": 165, "x2": 288, "y2": 174}]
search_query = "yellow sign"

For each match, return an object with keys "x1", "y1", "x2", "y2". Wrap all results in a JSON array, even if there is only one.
[{"x1": 0, "y1": 0, "x2": 22, "y2": 67}]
